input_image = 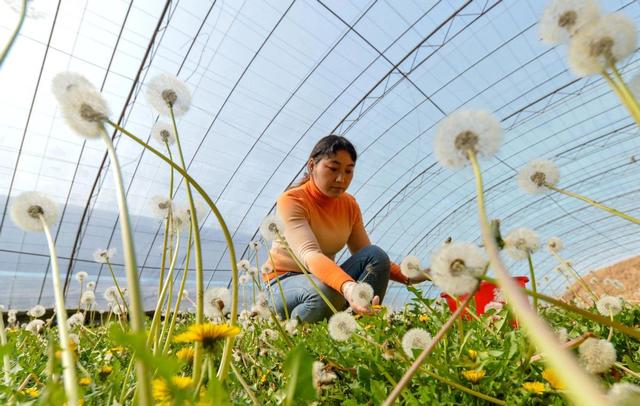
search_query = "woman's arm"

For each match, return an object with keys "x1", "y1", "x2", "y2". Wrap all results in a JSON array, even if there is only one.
[{"x1": 278, "y1": 193, "x2": 354, "y2": 293}]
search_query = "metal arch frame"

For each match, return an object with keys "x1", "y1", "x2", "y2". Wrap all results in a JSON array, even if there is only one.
[
  {"x1": 117, "y1": 0, "x2": 303, "y2": 290},
  {"x1": 356, "y1": 54, "x2": 639, "y2": 265},
  {"x1": 53, "y1": 0, "x2": 180, "y2": 302},
  {"x1": 218, "y1": 0, "x2": 501, "y2": 287},
  {"x1": 215, "y1": 0, "x2": 452, "y2": 289}
]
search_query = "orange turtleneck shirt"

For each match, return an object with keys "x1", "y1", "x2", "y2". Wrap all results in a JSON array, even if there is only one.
[{"x1": 265, "y1": 178, "x2": 408, "y2": 293}]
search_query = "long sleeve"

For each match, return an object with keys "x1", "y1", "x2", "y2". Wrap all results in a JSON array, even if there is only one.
[{"x1": 277, "y1": 194, "x2": 354, "y2": 293}]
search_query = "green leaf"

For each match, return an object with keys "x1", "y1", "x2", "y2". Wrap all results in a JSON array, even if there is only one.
[
  {"x1": 108, "y1": 324, "x2": 180, "y2": 381},
  {"x1": 205, "y1": 371, "x2": 231, "y2": 406},
  {"x1": 283, "y1": 343, "x2": 316, "y2": 406},
  {"x1": 356, "y1": 365, "x2": 371, "y2": 390}
]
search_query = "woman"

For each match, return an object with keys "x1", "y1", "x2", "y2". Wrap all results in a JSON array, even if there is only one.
[{"x1": 263, "y1": 135, "x2": 430, "y2": 322}]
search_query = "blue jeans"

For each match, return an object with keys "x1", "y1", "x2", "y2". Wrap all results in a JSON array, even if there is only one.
[{"x1": 271, "y1": 245, "x2": 391, "y2": 323}]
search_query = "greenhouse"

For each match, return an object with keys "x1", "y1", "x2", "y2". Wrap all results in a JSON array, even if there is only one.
[{"x1": 1, "y1": 0, "x2": 640, "y2": 404}]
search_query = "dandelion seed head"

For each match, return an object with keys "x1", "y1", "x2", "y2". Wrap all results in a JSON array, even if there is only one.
[
  {"x1": 145, "y1": 74, "x2": 192, "y2": 116},
  {"x1": 327, "y1": 311, "x2": 357, "y2": 341},
  {"x1": 10, "y1": 191, "x2": 58, "y2": 232},
  {"x1": 546, "y1": 236, "x2": 564, "y2": 254},
  {"x1": 249, "y1": 240, "x2": 260, "y2": 251},
  {"x1": 400, "y1": 256, "x2": 423, "y2": 279},
  {"x1": 433, "y1": 109, "x2": 502, "y2": 169},
  {"x1": 238, "y1": 274, "x2": 251, "y2": 285},
  {"x1": 25, "y1": 319, "x2": 45, "y2": 334},
  {"x1": 568, "y1": 13, "x2": 637, "y2": 77},
  {"x1": 596, "y1": 295, "x2": 623, "y2": 316},
  {"x1": 150, "y1": 196, "x2": 173, "y2": 219},
  {"x1": 52, "y1": 72, "x2": 94, "y2": 101},
  {"x1": 351, "y1": 282, "x2": 374, "y2": 308},
  {"x1": 312, "y1": 361, "x2": 337, "y2": 391},
  {"x1": 57, "y1": 83, "x2": 110, "y2": 138},
  {"x1": 430, "y1": 242, "x2": 485, "y2": 296},
  {"x1": 259, "y1": 328, "x2": 278, "y2": 343},
  {"x1": 539, "y1": 0, "x2": 601, "y2": 44},
  {"x1": 517, "y1": 159, "x2": 560, "y2": 194},
  {"x1": 75, "y1": 271, "x2": 88, "y2": 283},
  {"x1": 260, "y1": 214, "x2": 285, "y2": 241},
  {"x1": 93, "y1": 247, "x2": 116, "y2": 264},
  {"x1": 607, "y1": 382, "x2": 640, "y2": 405},
  {"x1": 103, "y1": 286, "x2": 119, "y2": 303},
  {"x1": 151, "y1": 122, "x2": 176, "y2": 145},
  {"x1": 237, "y1": 259, "x2": 251, "y2": 272},
  {"x1": 504, "y1": 227, "x2": 540, "y2": 260},
  {"x1": 204, "y1": 287, "x2": 231, "y2": 319},
  {"x1": 284, "y1": 318, "x2": 298, "y2": 335},
  {"x1": 86, "y1": 281, "x2": 96, "y2": 290},
  {"x1": 80, "y1": 291, "x2": 95, "y2": 307},
  {"x1": 28, "y1": 304, "x2": 45, "y2": 318},
  {"x1": 66, "y1": 312, "x2": 85, "y2": 329},
  {"x1": 401, "y1": 328, "x2": 432, "y2": 359},
  {"x1": 579, "y1": 337, "x2": 616, "y2": 374}
]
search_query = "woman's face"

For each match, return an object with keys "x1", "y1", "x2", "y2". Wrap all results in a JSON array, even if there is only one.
[{"x1": 309, "y1": 149, "x2": 355, "y2": 198}]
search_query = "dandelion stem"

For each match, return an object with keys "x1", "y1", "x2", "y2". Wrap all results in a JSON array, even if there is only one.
[
  {"x1": 105, "y1": 260, "x2": 129, "y2": 315},
  {"x1": 608, "y1": 66, "x2": 640, "y2": 126},
  {"x1": 105, "y1": 119, "x2": 240, "y2": 381},
  {"x1": 382, "y1": 289, "x2": 477, "y2": 406},
  {"x1": 162, "y1": 226, "x2": 193, "y2": 355},
  {"x1": 0, "y1": 306, "x2": 12, "y2": 385},
  {"x1": 615, "y1": 362, "x2": 640, "y2": 380},
  {"x1": 39, "y1": 216, "x2": 80, "y2": 405},
  {"x1": 467, "y1": 151, "x2": 607, "y2": 405},
  {"x1": 167, "y1": 106, "x2": 207, "y2": 383},
  {"x1": 157, "y1": 207, "x2": 171, "y2": 302},
  {"x1": 607, "y1": 313, "x2": 614, "y2": 342},
  {"x1": 526, "y1": 253, "x2": 538, "y2": 310},
  {"x1": 551, "y1": 252, "x2": 598, "y2": 303},
  {"x1": 546, "y1": 183, "x2": 640, "y2": 225},
  {"x1": 98, "y1": 127, "x2": 151, "y2": 406},
  {"x1": 277, "y1": 234, "x2": 338, "y2": 314},
  {"x1": 602, "y1": 70, "x2": 640, "y2": 126},
  {"x1": 0, "y1": 0, "x2": 27, "y2": 69},
  {"x1": 231, "y1": 362, "x2": 259, "y2": 406},
  {"x1": 147, "y1": 228, "x2": 180, "y2": 350},
  {"x1": 267, "y1": 249, "x2": 289, "y2": 320}
]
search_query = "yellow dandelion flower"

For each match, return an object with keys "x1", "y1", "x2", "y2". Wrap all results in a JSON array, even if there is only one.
[
  {"x1": 468, "y1": 349, "x2": 478, "y2": 361},
  {"x1": 110, "y1": 346, "x2": 125, "y2": 353},
  {"x1": 522, "y1": 381, "x2": 545, "y2": 394},
  {"x1": 462, "y1": 369, "x2": 485, "y2": 383},
  {"x1": 100, "y1": 365, "x2": 113, "y2": 376},
  {"x1": 174, "y1": 323, "x2": 240, "y2": 352},
  {"x1": 79, "y1": 377, "x2": 92, "y2": 386},
  {"x1": 419, "y1": 314, "x2": 429, "y2": 322},
  {"x1": 176, "y1": 347, "x2": 195, "y2": 362},
  {"x1": 152, "y1": 376, "x2": 193, "y2": 403},
  {"x1": 364, "y1": 324, "x2": 374, "y2": 330},
  {"x1": 372, "y1": 305, "x2": 384, "y2": 310},
  {"x1": 260, "y1": 374, "x2": 268, "y2": 384},
  {"x1": 24, "y1": 387, "x2": 39, "y2": 397},
  {"x1": 542, "y1": 369, "x2": 564, "y2": 390}
]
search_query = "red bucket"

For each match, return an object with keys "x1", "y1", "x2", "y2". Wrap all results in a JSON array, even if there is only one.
[{"x1": 440, "y1": 276, "x2": 529, "y2": 320}]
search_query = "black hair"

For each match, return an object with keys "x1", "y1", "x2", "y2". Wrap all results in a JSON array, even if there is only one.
[{"x1": 291, "y1": 135, "x2": 357, "y2": 188}]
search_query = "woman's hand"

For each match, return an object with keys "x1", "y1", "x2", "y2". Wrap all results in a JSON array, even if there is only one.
[
  {"x1": 342, "y1": 281, "x2": 380, "y2": 315},
  {"x1": 407, "y1": 268, "x2": 431, "y2": 285}
]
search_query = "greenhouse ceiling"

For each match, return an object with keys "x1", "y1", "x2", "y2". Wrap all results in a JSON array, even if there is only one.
[{"x1": 1, "y1": 0, "x2": 639, "y2": 310}]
